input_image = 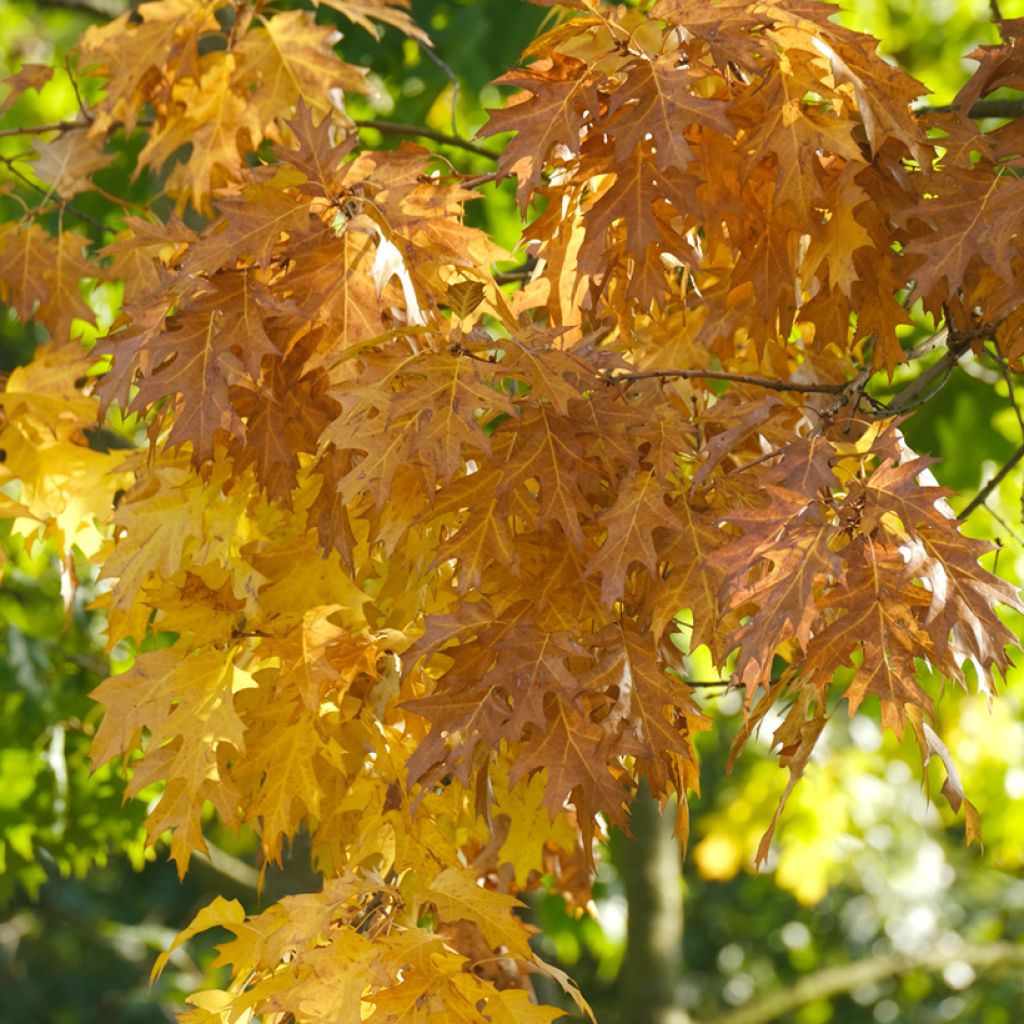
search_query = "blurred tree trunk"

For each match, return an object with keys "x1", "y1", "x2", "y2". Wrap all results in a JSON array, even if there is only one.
[{"x1": 615, "y1": 782, "x2": 691, "y2": 1024}]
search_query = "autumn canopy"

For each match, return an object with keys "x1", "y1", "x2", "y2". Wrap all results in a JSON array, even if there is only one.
[{"x1": 1, "y1": 0, "x2": 1023, "y2": 1019}]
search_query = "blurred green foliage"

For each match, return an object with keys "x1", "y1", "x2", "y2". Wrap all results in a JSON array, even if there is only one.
[
  {"x1": 535, "y1": 707, "x2": 1024, "y2": 1023},
  {"x1": 0, "y1": 533, "x2": 149, "y2": 902},
  {"x1": 839, "y1": 0, "x2": 1005, "y2": 102}
]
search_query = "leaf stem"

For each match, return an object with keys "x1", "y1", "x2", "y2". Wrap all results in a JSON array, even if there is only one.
[{"x1": 353, "y1": 119, "x2": 497, "y2": 159}]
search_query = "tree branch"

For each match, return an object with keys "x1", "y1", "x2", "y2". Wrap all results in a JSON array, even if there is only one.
[
  {"x1": 493, "y1": 254, "x2": 537, "y2": 284},
  {"x1": 353, "y1": 119, "x2": 497, "y2": 159},
  {"x1": 985, "y1": 338, "x2": 1024, "y2": 436},
  {"x1": 65, "y1": 55, "x2": 94, "y2": 125},
  {"x1": 959, "y1": 440, "x2": 1024, "y2": 519},
  {"x1": 604, "y1": 368, "x2": 848, "y2": 396},
  {"x1": 918, "y1": 98, "x2": 1024, "y2": 119},
  {"x1": 703, "y1": 942, "x2": 1024, "y2": 1024},
  {"x1": 865, "y1": 321, "x2": 990, "y2": 419},
  {"x1": 0, "y1": 120, "x2": 88, "y2": 139},
  {"x1": 0, "y1": 154, "x2": 111, "y2": 233},
  {"x1": 0, "y1": 117, "x2": 499, "y2": 164}
]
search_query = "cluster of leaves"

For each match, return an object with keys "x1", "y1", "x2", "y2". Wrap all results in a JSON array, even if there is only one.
[{"x1": 2, "y1": 0, "x2": 1024, "y2": 1020}]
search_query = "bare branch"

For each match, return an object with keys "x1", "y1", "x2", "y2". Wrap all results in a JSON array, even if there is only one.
[
  {"x1": 0, "y1": 153, "x2": 50, "y2": 196},
  {"x1": 493, "y1": 254, "x2": 537, "y2": 284},
  {"x1": 904, "y1": 326, "x2": 950, "y2": 362},
  {"x1": 462, "y1": 171, "x2": 501, "y2": 188},
  {"x1": 877, "y1": 356, "x2": 956, "y2": 415}
]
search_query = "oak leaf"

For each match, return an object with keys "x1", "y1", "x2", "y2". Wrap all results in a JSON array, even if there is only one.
[{"x1": 480, "y1": 52, "x2": 600, "y2": 210}]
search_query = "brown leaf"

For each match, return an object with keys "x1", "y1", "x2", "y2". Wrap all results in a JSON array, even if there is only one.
[
  {"x1": 511, "y1": 696, "x2": 630, "y2": 829},
  {"x1": 0, "y1": 63, "x2": 53, "y2": 116},
  {"x1": 604, "y1": 56, "x2": 732, "y2": 173},
  {"x1": 587, "y1": 471, "x2": 678, "y2": 607},
  {"x1": 480, "y1": 53, "x2": 601, "y2": 211}
]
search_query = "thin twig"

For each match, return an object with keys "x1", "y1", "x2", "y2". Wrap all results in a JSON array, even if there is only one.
[
  {"x1": 462, "y1": 171, "x2": 501, "y2": 188},
  {"x1": 730, "y1": 446, "x2": 786, "y2": 476},
  {"x1": 1, "y1": 153, "x2": 49, "y2": 195},
  {"x1": 884, "y1": 358, "x2": 955, "y2": 413},
  {"x1": 959, "y1": 441, "x2": 1024, "y2": 519},
  {"x1": 0, "y1": 120, "x2": 88, "y2": 139},
  {"x1": 867, "y1": 322, "x2": 988, "y2": 419},
  {"x1": 493, "y1": 268, "x2": 533, "y2": 284},
  {"x1": 817, "y1": 363, "x2": 873, "y2": 427},
  {"x1": 418, "y1": 41, "x2": 460, "y2": 139},
  {"x1": 2, "y1": 115, "x2": 501, "y2": 163},
  {"x1": 986, "y1": 339, "x2": 1024, "y2": 438},
  {"x1": 905, "y1": 326, "x2": 949, "y2": 362},
  {"x1": 838, "y1": 327, "x2": 948, "y2": 423},
  {"x1": 353, "y1": 119, "x2": 496, "y2": 159},
  {"x1": 450, "y1": 343, "x2": 500, "y2": 364},
  {"x1": 976, "y1": 499, "x2": 1024, "y2": 546},
  {"x1": 65, "y1": 57, "x2": 93, "y2": 124},
  {"x1": 605, "y1": 367, "x2": 849, "y2": 395},
  {"x1": 0, "y1": 155, "x2": 111, "y2": 232}
]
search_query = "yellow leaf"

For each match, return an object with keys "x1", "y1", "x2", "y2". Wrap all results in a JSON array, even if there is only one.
[
  {"x1": 479, "y1": 989, "x2": 565, "y2": 1024},
  {"x1": 493, "y1": 770, "x2": 576, "y2": 885},
  {"x1": 235, "y1": 9, "x2": 368, "y2": 127},
  {"x1": 152, "y1": 896, "x2": 246, "y2": 981},
  {"x1": 426, "y1": 868, "x2": 532, "y2": 959}
]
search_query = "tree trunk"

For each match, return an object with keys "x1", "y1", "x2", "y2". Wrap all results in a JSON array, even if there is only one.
[{"x1": 615, "y1": 783, "x2": 691, "y2": 1024}]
